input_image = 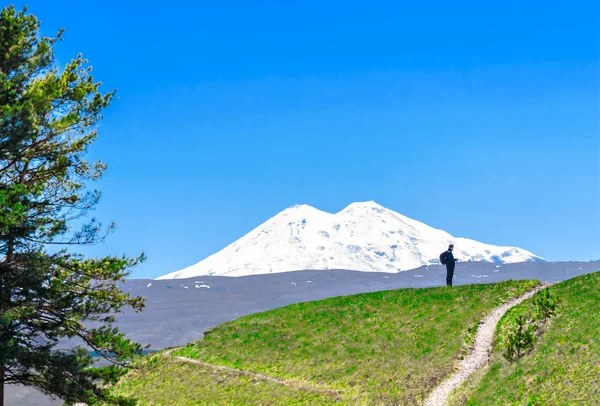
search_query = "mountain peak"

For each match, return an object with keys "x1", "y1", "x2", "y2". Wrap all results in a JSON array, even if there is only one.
[
  {"x1": 281, "y1": 203, "x2": 328, "y2": 218},
  {"x1": 286, "y1": 203, "x2": 313, "y2": 209},
  {"x1": 339, "y1": 200, "x2": 386, "y2": 213},
  {"x1": 349, "y1": 200, "x2": 383, "y2": 208}
]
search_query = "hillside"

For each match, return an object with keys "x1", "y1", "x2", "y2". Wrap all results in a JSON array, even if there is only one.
[
  {"x1": 108, "y1": 280, "x2": 539, "y2": 405},
  {"x1": 158, "y1": 201, "x2": 543, "y2": 279},
  {"x1": 450, "y1": 271, "x2": 600, "y2": 405}
]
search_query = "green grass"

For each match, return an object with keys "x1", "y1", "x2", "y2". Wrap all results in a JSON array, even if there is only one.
[
  {"x1": 110, "y1": 356, "x2": 336, "y2": 405},
  {"x1": 110, "y1": 280, "x2": 539, "y2": 405},
  {"x1": 450, "y1": 271, "x2": 600, "y2": 406}
]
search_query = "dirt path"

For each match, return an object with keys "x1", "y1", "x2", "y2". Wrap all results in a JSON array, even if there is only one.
[
  {"x1": 169, "y1": 354, "x2": 343, "y2": 398},
  {"x1": 423, "y1": 283, "x2": 552, "y2": 406}
]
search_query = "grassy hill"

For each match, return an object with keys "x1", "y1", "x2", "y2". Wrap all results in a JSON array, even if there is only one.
[
  {"x1": 449, "y1": 271, "x2": 600, "y2": 405},
  {"x1": 109, "y1": 280, "x2": 538, "y2": 405}
]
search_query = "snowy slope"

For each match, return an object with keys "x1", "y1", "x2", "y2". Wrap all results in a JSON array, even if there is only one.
[{"x1": 157, "y1": 201, "x2": 544, "y2": 279}]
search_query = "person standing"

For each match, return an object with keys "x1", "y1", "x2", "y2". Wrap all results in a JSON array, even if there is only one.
[{"x1": 441, "y1": 244, "x2": 458, "y2": 286}]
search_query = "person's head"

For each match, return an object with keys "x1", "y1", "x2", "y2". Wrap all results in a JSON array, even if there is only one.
[{"x1": 449, "y1": 244, "x2": 454, "y2": 251}]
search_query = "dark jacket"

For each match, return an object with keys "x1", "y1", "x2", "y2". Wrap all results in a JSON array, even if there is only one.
[{"x1": 443, "y1": 250, "x2": 456, "y2": 265}]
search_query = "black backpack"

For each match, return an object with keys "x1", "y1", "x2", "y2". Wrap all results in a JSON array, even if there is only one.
[{"x1": 439, "y1": 251, "x2": 447, "y2": 265}]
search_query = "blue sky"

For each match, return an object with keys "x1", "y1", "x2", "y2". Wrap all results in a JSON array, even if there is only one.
[{"x1": 14, "y1": 1, "x2": 600, "y2": 278}]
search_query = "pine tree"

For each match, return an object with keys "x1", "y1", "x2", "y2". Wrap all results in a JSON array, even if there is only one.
[{"x1": 0, "y1": 6, "x2": 145, "y2": 405}]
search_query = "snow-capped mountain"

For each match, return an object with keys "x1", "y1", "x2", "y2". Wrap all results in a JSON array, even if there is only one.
[{"x1": 157, "y1": 201, "x2": 544, "y2": 279}]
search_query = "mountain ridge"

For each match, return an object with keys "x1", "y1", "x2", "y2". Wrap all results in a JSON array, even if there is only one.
[{"x1": 157, "y1": 201, "x2": 544, "y2": 279}]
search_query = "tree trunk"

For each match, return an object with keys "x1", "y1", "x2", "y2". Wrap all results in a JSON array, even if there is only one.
[
  {"x1": 0, "y1": 242, "x2": 14, "y2": 406},
  {"x1": 0, "y1": 364, "x2": 4, "y2": 406}
]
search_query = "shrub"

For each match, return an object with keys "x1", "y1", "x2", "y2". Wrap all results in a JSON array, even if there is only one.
[
  {"x1": 533, "y1": 288, "x2": 558, "y2": 322},
  {"x1": 503, "y1": 315, "x2": 536, "y2": 362}
]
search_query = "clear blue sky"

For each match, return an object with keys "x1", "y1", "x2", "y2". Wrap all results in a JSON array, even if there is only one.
[{"x1": 14, "y1": 1, "x2": 600, "y2": 278}]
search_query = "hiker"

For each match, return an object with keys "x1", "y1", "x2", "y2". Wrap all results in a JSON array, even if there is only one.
[{"x1": 440, "y1": 244, "x2": 458, "y2": 286}]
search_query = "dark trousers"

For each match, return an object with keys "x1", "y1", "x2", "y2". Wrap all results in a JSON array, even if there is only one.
[{"x1": 446, "y1": 262, "x2": 455, "y2": 286}]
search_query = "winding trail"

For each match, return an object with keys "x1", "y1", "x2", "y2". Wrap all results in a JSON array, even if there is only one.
[{"x1": 423, "y1": 282, "x2": 552, "y2": 406}]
